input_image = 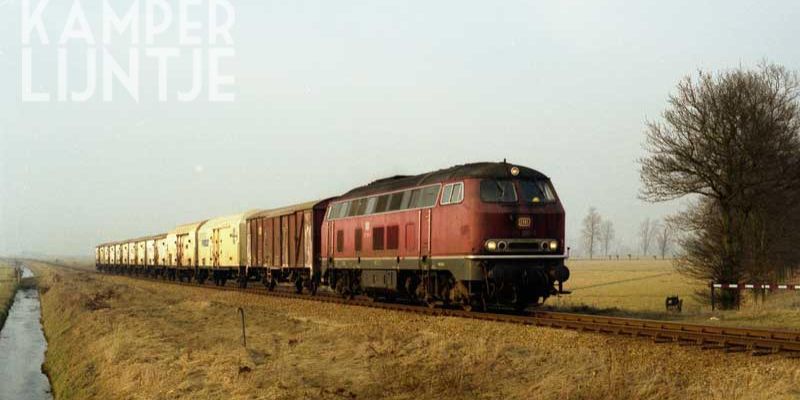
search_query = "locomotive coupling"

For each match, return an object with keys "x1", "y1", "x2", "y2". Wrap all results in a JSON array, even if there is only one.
[{"x1": 550, "y1": 265, "x2": 570, "y2": 284}]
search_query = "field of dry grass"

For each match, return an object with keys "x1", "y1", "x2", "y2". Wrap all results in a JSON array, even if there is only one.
[
  {"x1": 29, "y1": 260, "x2": 800, "y2": 400},
  {"x1": 0, "y1": 261, "x2": 18, "y2": 328},
  {"x1": 553, "y1": 259, "x2": 800, "y2": 330},
  {"x1": 554, "y1": 259, "x2": 704, "y2": 313}
]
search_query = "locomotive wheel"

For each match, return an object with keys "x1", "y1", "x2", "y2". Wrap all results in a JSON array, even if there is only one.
[
  {"x1": 424, "y1": 296, "x2": 437, "y2": 309},
  {"x1": 334, "y1": 277, "x2": 347, "y2": 298},
  {"x1": 335, "y1": 276, "x2": 355, "y2": 300},
  {"x1": 294, "y1": 277, "x2": 303, "y2": 294},
  {"x1": 264, "y1": 277, "x2": 277, "y2": 291},
  {"x1": 404, "y1": 276, "x2": 420, "y2": 300},
  {"x1": 309, "y1": 280, "x2": 318, "y2": 296}
]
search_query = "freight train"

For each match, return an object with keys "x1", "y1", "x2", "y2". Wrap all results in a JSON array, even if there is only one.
[{"x1": 96, "y1": 162, "x2": 570, "y2": 310}]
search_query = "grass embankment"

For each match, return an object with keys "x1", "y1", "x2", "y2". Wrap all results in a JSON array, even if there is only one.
[
  {"x1": 0, "y1": 261, "x2": 19, "y2": 329},
  {"x1": 554, "y1": 259, "x2": 800, "y2": 330},
  {"x1": 29, "y1": 260, "x2": 800, "y2": 400}
]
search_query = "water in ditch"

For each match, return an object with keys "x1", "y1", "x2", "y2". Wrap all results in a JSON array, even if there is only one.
[{"x1": 0, "y1": 267, "x2": 53, "y2": 400}]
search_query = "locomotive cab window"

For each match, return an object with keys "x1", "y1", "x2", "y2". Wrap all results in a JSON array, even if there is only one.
[
  {"x1": 441, "y1": 185, "x2": 453, "y2": 205},
  {"x1": 520, "y1": 180, "x2": 556, "y2": 203},
  {"x1": 480, "y1": 180, "x2": 517, "y2": 203},
  {"x1": 441, "y1": 182, "x2": 464, "y2": 205}
]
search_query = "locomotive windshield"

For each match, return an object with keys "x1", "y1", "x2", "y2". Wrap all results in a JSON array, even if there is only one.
[
  {"x1": 480, "y1": 179, "x2": 555, "y2": 203},
  {"x1": 519, "y1": 180, "x2": 556, "y2": 203},
  {"x1": 480, "y1": 180, "x2": 518, "y2": 203}
]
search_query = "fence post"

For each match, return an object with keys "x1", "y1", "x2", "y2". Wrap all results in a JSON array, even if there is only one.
[
  {"x1": 237, "y1": 307, "x2": 247, "y2": 348},
  {"x1": 710, "y1": 282, "x2": 715, "y2": 311}
]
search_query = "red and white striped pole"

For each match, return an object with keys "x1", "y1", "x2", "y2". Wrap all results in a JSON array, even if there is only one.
[{"x1": 710, "y1": 282, "x2": 800, "y2": 311}]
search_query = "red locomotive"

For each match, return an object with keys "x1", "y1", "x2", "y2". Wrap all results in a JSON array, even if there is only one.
[
  {"x1": 97, "y1": 161, "x2": 570, "y2": 310},
  {"x1": 319, "y1": 161, "x2": 569, "y2": 310}
]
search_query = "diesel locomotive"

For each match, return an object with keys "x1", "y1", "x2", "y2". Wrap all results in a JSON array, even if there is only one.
[{"x1": 95, "y1": 161, "x2": 570, "y2": 310}]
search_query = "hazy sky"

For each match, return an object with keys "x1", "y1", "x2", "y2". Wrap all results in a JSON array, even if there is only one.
[{"x1": 1, "y1": 0, "x2": 799, "y2": 257}]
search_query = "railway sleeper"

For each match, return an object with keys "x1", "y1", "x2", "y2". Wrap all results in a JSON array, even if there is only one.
[
  {"x1": 677, "y1": 338, "x2": 702, "y2": 347},
  {"x1": 750, "y1": 347, "x2": 780, "y2": 357},
  {"x1": 724, "y1": 345, "x2": 748, "y2": 353}
]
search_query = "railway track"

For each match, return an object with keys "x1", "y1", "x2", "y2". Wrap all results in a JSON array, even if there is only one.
[{"x1": 38, "y1": 261, "x2": 800, "y2": 358}]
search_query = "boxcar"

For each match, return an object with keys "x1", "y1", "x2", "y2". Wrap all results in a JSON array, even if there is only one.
[
  {"x1": 121, "y1": 242, "x2": 130, "y2": 268},
  {"x1": 127, "y1": 240, "x2": 137, "y2": 271},
  {"x1": 135, "y1": 238, "x2": 146, "y2": 271},
  {"x1": 103, "y1": 243, "x2": 112, "y2": 269},
  {"x1": 95, "y1": 245, "x2": 104, "y2": 271},
  {"x1": 245, "y1": 200, "x2": 330, "y2": 291},
  {"x1": 145, "y1": 236, "x2": 157, "y2": 270},
  {"x1": 102, "y1": 244, "x2": 110, "y2": 267},
  {"x1": 115, "y1": 243, "x2": 122, "y2": 271},
  {"x1": 196, "y1": 212, "x2": 259, "y2": 285},
  {"x1": 156, "y1": 236, "x2": 169, "y2": 268},
  {"x1": 108, "y1": 243, "x2": 116, "y2": 269},
  {"x1": 166, "y1": 221, "x2": 207, "y2": 281}
]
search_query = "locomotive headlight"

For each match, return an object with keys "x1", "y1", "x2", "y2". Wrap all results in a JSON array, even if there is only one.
[
  {"x1": 485, "y1": 240, "x2": 497, "y2": 251},
  {"x1": 549, "y1": 240, "x2": 559, "y2": 251},
  {"x1": 510, "y1": 166, "x2": 520, "y2": 176}
]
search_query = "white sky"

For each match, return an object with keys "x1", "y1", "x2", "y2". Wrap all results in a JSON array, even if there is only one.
[{"x1": 1, "y1": 0, "x2": 799, "y2": 256}]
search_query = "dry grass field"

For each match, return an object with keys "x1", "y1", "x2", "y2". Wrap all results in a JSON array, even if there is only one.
[
  {"x1": 28, "y1": 260, "x2": 800, "y2": 400},
  {"x1": 553, "y1": 259, "x2": 800, "y2": 330},
  {"x1": 554, "y1": 259, "x2": 705, "y2": 313},
  {"x1": 0, "y1": 261, "x2": 18, "y2": 328}
]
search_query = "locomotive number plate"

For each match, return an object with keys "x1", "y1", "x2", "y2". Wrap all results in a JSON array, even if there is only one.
[{"x1": 517, "y1": 216, "x2": 531, "y2": 228}]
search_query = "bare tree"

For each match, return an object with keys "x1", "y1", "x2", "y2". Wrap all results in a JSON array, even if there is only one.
[
  {"x1": 581, "y1": 207, "x2": 602, "y2": 259},
  {"x1": 655, "y1": 223, "x2": 673, "y2": 259},
  {"x1": 640, "y1": 63, "x2": 800, "y2": 308},
  {"x1": 639, "y1": 218, "x2": 658, "y2": 257},
  {"x1": 599, "y1": 220, "x2": 615, "y2": 258}
]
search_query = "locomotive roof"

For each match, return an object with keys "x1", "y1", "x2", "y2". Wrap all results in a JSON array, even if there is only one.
[{"x1": 340, "y1": 162, "x2": 548, "y2": 199}]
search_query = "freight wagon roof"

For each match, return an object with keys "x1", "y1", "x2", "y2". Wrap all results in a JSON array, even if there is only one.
[
  {"x1": 169, "y1": 220, "x2": 208, "y2": 236},
  {"x1": 339, "y1": 162, "x2": 548, "y2": 199},
  {"x1": 199, "y1": 210, "x2": 261, "y2": 231},
  {"x1": 248, "y1": 200, "x2": 323, "y2": 219},
  {"x1": 129, "y1": 233, "x2": 168, "y2": 243},
  {"x1": 97, "y1": 232, "x2": 166, "y2": 248}
]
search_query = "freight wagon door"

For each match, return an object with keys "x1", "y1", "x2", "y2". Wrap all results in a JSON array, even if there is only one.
[
  {"x1": 176, "y1": 235, "x2": 186, "y2": 267},
  {"x1": 212, "y1": 229, "x2": 221, "y2": 267}
]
